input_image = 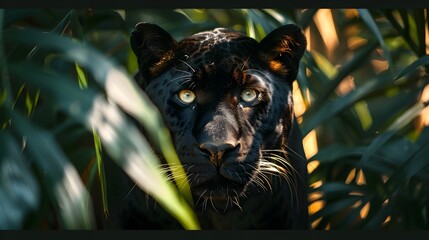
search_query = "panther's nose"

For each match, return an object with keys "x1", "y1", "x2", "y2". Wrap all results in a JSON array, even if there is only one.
[{"x1": 199, "y1": 142, "x2": 236, "y2": 166}]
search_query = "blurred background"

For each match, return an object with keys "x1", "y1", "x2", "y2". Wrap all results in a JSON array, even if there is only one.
[{"x1": 1, "y1": 9, "x2": 428, "y2": 230}]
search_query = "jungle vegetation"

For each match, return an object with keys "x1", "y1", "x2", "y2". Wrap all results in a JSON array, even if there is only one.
[{"x1": 1, "y1": 9, "x2": 428, "y2": 230}]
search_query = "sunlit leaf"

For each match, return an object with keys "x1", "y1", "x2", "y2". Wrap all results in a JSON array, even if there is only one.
[
  {"x1": 387, "y1": 101, "x2": 428, "y2": 131},
  {"x1": 9, "y1": 62, "x2": 199, "y2": 229},
  {"x1": 5, "y1": 28, "x2": 193, "y2": 205},
  {"x1": 92, "y1": 128, "x2": 109, "y2": 219},
  {"x1": 75, "y1": 63, "x2": 88, "y2": 89},
  {"x1": 363, "y1": 199, "x2": 393, "y2": 229}
]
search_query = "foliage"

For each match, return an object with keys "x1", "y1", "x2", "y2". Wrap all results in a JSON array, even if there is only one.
[{"x1": 0, "y1": 9, "x2": 428, "y2": 229}]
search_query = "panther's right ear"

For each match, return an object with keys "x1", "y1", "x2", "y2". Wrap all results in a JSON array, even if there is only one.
[{"x1": 130, "y1": 22, "x2": 177, "y2": 81}]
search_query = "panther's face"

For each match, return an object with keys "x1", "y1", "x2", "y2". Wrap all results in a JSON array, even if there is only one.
[{"x1": 131, "y1": 23, "x2": 307, "y2": 211}]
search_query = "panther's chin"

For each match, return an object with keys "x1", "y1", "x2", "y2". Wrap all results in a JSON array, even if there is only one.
[{"x1": 191, "y1": 176, "x2": 248, "y2": 211}]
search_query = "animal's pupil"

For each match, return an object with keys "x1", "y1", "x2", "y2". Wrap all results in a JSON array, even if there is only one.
[
  {"x1": 242, "y1": 89, "x2": 256, "y2": 102},
  {"x1": 179, "y1": 90, "x2": 195, "y2": 103}
]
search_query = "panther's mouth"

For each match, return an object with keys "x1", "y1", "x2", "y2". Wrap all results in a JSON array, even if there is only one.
[{"x1": 193, "y1": 175, "x2": 246, "y2": 196}]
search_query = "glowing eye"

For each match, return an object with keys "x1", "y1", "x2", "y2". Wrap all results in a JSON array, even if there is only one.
[
  {"x1": 178, "y1": 89, "x2": 196, "y2": 104},
  {"x1": 240, "y1": 89, "x2": 258, "y2": 103}
]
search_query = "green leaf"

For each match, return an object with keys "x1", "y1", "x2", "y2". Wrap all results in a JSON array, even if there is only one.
[
  {"x1": 302, "y1": 75, "x2": 390, "y2": 136},
  {"x1": 0, "y1": 132, "x2": 40, "y2": 229},
  {"x1": 75, "y1": 63, "x2": 88, "y2": 89},
  {"x1": 298, "y1": 9, "x2": 318, "y2": 29},
  {"x1": 310, "y1": 144, "x2": 366, "y2": 164},
  {"x1": 10, "y1": 111, "x2": 95, "y2": 229},
  {"x1": 311, "y1": 196, "x2": 362, "y2": 219},
  {"x1": 394, "y1": 55, "x2": 429, "y2": 80},
  {"x1": 311, "y1": 182, "x2": 365, "y2": 202},
  {"x1": 412, "y1": 10, "x2": 426, "y2": 57},
  {"x1": 387, "y1": 132, "x2": 429, "y2": 184},
  {"x1": 5, "y1": 27, "x2": 194, "y2": 206},
  {"x1": 360, "y1": 131, "x2": 396, "y2": 164},
  {"x1": 358, "y1": 9, "x2": 394, "y2": 71},
  {"x1": 387, "y1": 101, "x2": 428, "y2": 131},
  {"x1": 92, "y1": 128, "x2": 109, "y2": 219},
  {"x1": 363, "y1": 199, "x2": 393, "y2": 229},
  {"x1": 243, "y1": 9, "x2": 256, "y2": 40},
  {"x1": 9, "y1": 62, "x2": 200, "y2": 229}
]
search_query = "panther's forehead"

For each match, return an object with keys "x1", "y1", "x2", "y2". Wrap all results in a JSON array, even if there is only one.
[{"x1": 175, "y1": 28, "x2": 258, "y2": 67}]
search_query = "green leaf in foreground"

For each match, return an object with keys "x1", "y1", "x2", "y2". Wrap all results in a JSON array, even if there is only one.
[
  {"x1": 9, "y1": 62, "x2": 200, "y2": 229},
  {"x1": 4, "y1": 28, "x2": 194, "y2": 207},
  {"x1": 10, "y1": 111, "x2": 95, "y2": 229},
  {"x1": 0, "y1": 132, "x2": 40, "y2": 229}
]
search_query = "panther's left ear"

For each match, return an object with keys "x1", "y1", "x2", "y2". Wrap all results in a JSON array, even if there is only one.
[
  {"x1": 130, "y1": 22, "x2": 177, "y2": 82},
  {"x1": 257, "y1": 24, "x2": 307, "y2": 84}
]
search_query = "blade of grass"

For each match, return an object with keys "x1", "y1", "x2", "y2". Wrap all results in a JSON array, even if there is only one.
[
  {"x1": 92, "y1": 128, "x2": 109, "y2": 220},
  {"x1": 9, "y1": 62, "x2": 200, "y2": 229},
  {"x1": 4, "y1": 27, "x2": 194, "y2": 208},
  {"x1": 75, "y1": 63, "x2": 88, "y2": 89},
  {"x1": 394, "y1": 55, "x2": 429, "y2": 80},
  {"x1": 358, "y1": 9, "x2": 395, "y2": 72}
]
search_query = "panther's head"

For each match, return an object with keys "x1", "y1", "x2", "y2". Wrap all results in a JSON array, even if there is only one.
[{"x1": 130, "y1": 23, "x2": 307, "y2": 212}]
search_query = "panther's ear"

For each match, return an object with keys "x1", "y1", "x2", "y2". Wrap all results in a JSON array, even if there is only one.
[
  {"x1": 257, "y1": 24, "x2": 307, "y2": 84},
  {"x1": 130, "y1": 22, "x2": 177, "y2": 81}
]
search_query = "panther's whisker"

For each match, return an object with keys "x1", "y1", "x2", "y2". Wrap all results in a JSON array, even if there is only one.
[
  {"x1": 170, "y1": 66, "x2": 193, "y2": 75},
  {"x1": 285, "y1": 146, "x2": 308, "y2": 163},
  {"x1": 165, "y1": 75, "x2": 192, "y2": 86},
  {"x1": 261, "y1": 150, "x2": 306, "y2": 185},
  {"x1": 249, "y1": 174, "x2": 268, "y2": 192},
  {"x1": 232, "y1": 196, "x2": 242, "y2": 212},
  {"x1": 240, "y1": 55, "x2": 251, "y2": 71},
  {"x1": 244, "y1": 68, "x2": 272, "y2": 82},
  {"x1": 261, "y1": 157, "x2": 300, "y2": 208},
  {"x1": 259, "y1": 173, "x2": 273, "y2": 192},
  {"x1": 209, "y1": 192, "x2": 220, "y2": 213},
  {"x1": 195, "y1": 189, "x2": 207, "y2": 208},
  {"x1": 178, "y1": 59, "x2": 196, "y2": 73},
  {"x1": 223, "y1": 187, "x2": 230, "y2": 213},
  {"x1": 202, "y1": 195, "x2": 209, "y2": 211},
  {"x1": 122, "y1": 184, "x2": 137, "y2": 201},
  {"x1": 177, "y1": 79, "x2": 194, "y2": 88}
]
